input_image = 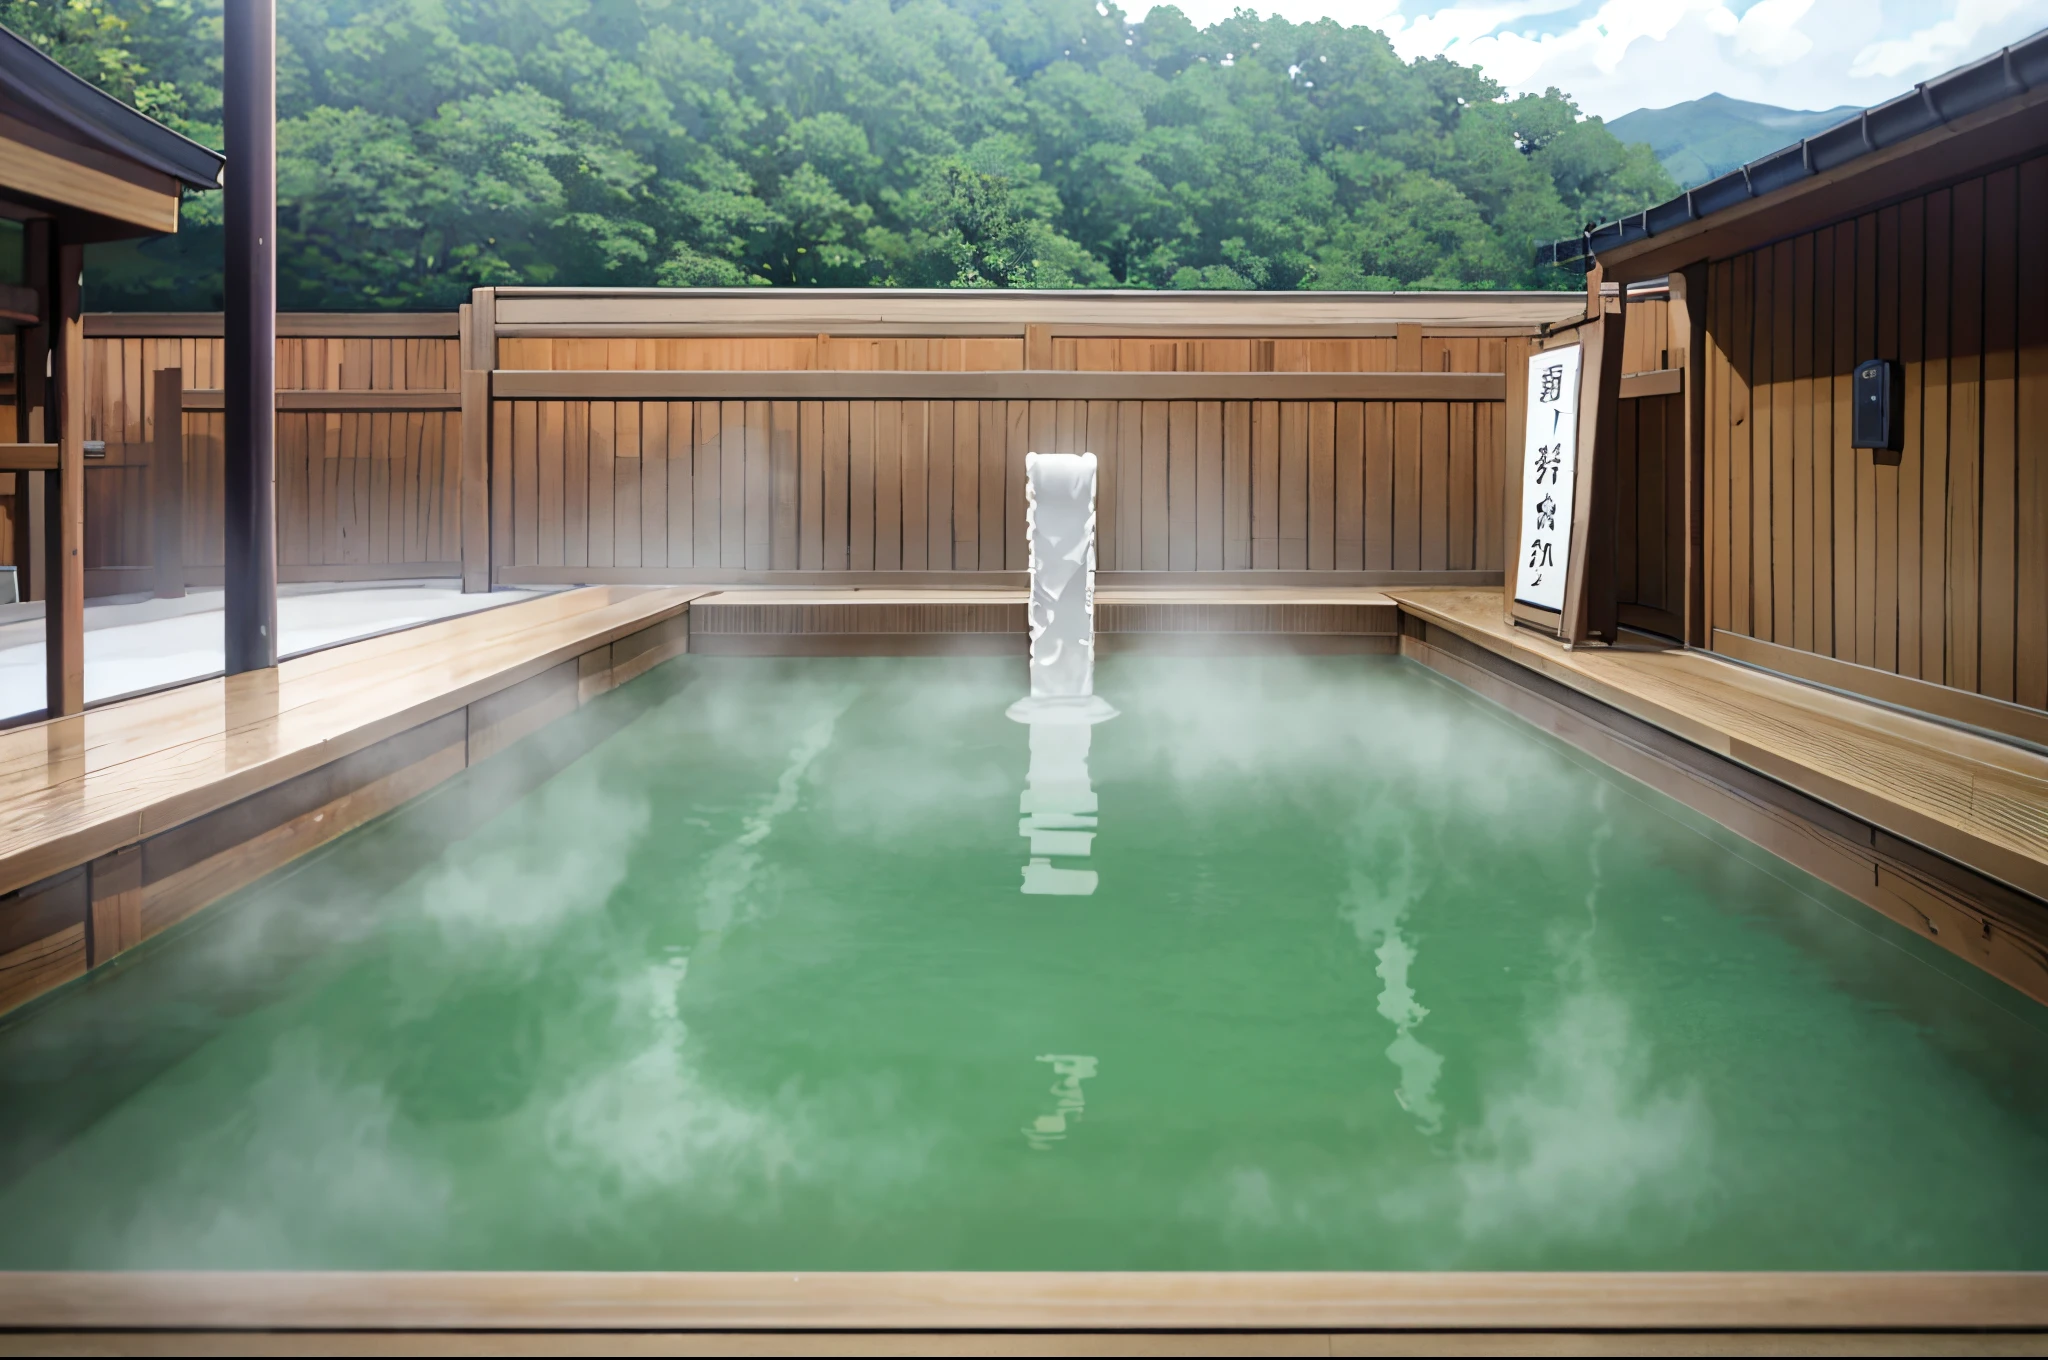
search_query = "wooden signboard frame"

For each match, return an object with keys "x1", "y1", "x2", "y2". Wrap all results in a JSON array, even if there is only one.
[{"x1": 1508, "y1": 267, "x2": 1628, "y2": 645}]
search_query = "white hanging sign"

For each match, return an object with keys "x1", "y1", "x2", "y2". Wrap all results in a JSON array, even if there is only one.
[{"x1": 1513, "y1": 344, "x2": 1583, "y2": 613}]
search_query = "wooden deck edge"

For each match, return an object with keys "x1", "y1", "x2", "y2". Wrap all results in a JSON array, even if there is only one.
[
  {"x1": 0, "y1": 1271, "x2": 2042, "y2": 1333},
  {"x1": 1710, "y1": 628, "x2": 2048, "y2": 753},
  {"x1": 6, "y1": 1330, "x2": 2044, "y2": 1358},
  {"x1": 687, "y1": 600, "x2": 1401, "y2": 639},
  {"x1": 0, "y1": 593, "x2": 702, "y2": 1019},
  {"x1": 1389, "y1": 594, "x2": 2048, "y2": 904},
  {"x1": 1393, "y1": 617, "x2": 2048, "y2": 1007},
  {"x1": 496, "y1": 569, "x2": 1503, "y2": 589},
  {"x1": 687, "y1": 634, "x2": 1400, "y2": 657},
  {"x1": 1, "y1": 589, "x2": 707, "y2": 895}
]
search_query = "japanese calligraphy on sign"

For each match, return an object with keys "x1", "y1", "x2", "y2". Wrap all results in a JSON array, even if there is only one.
[{"x1": 1514, "y1": 343, "x2": 1582, "y2": 613}]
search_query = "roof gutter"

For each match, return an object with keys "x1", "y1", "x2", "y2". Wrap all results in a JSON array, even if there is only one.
[{"x1": 1538, "y1": 25, "x2": 2048, "y2": 271}]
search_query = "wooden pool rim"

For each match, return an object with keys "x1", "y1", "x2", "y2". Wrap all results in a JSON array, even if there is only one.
[{"x1": 1, "y1": 1271, "x2": 2045, "y2": 1334}]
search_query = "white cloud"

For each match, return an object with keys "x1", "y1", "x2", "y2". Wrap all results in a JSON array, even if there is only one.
[
  {"x1": 1132, "y1": 0, "x2": 2048, "y2": 120},
  {"x1": 1853, "y1": 0, "x2": 2039, "y2": 76}
]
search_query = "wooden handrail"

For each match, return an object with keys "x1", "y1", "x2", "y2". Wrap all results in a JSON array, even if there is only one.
[{"x1": 491, "y1": 369, "x2": 1510, "y2": 402}]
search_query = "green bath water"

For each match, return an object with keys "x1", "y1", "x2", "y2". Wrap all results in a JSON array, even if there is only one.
[{"x1": 1, "y1": 654, "x2": 2045, "y2": 1270}]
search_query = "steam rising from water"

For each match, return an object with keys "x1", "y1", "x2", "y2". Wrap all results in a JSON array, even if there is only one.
[{"x1": 2, "y1": 653, "x2": 2041, "y2": 1272}]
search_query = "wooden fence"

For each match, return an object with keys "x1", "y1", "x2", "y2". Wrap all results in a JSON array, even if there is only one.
[
  {"x1": 75, "y1": 314, "x2": 463, "y2": 596},
  {"x1": 12, "y1": 289, "x2": 1712, "y2": 600},
  {"x1": 471, "y1": 289, "x2": 1589, "y2": 586}
]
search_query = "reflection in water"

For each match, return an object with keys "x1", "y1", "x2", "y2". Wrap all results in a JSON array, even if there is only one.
[
  {"x1": 1018, "y1": 715, "x2": 1103, "y2": 896},
  {"x1": 695, "y1": 709, "x2": 847, "y2": 934},
  {"x1": 1446, "y1": 782, "x2": 1710, "y2": 1245},
  {"x1": 1344, "y1": 846, "x2": 1444, "y2": 1133},
  {"x1": 1022, "y1": 1054, "x2": 1098, "y2": 1150}
]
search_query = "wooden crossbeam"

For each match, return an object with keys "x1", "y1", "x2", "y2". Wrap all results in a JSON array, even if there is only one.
[
  {"x1": 0, "y1": 443, "x2": 59, "y2": 471},
  {"x1": 490, "y1": 369, "x2": 1509, "y2": 402},
  {"x1": 178, "y1": 388, "x2": 463, "y2": 412}
]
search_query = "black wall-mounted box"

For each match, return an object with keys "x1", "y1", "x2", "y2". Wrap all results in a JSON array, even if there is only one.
[{"x1": 1852, "y1": 358, "x2": 1903, "y2": 452}]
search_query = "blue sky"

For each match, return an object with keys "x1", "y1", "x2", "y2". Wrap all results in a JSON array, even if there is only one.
[{"x1": 1135, "y1": 0, "x2": 2048, "y2": 119}]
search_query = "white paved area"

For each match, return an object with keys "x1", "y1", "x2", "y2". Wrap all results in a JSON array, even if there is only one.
[{"x1": 0, "y1": 581, "x2": 550, "y2": 720}]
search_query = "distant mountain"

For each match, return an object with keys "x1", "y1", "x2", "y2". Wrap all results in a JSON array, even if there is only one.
[{"x1": 1608, "y1": 94, "x2": 1861, "y2": 189}]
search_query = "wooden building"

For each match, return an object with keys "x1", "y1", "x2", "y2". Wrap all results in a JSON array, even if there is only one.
[
  {"x1": 0, "y1": 22, "x2": 221, "y2": 717},
  {"x1": 1546, "y1": 23, "x2": 2048, "y2": 749}
]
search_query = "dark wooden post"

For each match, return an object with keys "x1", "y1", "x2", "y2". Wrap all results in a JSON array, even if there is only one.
[
  {"x1": 45, "y1": 237, "x2": 85, "y2": 715},
  {"x1": 152, "y1": 367, "x2": 185, "y2": 599},
  {"x1": 223, "y1": 0, "x2": 277, "y2": 673}
]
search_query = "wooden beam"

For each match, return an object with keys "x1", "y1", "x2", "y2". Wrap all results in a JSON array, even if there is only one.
[
  {"x1": 84, "y1": 312, "x2": 462, "y2": 338},
  {"x1": 1618, "y1": 367, "x2": 1683, "y2": 398},
  {"x1": 2, "y1": 1270, "x2": 2045, "y2": 1333},
  {"x1": 491, "y1": 370, "x2": 1509, "y2": 402},
  {"x1": 492, "y1": 321, "x2": 1552, "y2": 340},
  {"x1": 487, "y1": 288, "x2": 1590, "y2": 333},
  {"x1": 0, "y1": 110, "x2": 180, "y2": 234},
  {"x1": 177, "y1": 388, "x2": 461, "y2": 412},
  {"x1": 152, "y1": 369, "x2": 185, "y2": 600},
  {"x1": 46, "y1": 238, "x2": 84, "y2": 716},
  {"x1": 0, "y1": 444, "x2": 58, "y2": 471}
]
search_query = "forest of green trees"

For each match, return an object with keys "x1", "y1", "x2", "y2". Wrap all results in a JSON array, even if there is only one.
[{"x1": 6, "y1": 0, "x2": 1677, "y2": 308}]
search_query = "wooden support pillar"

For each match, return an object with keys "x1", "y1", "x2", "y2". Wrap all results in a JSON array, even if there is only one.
[
  {"x1": 45, "y1": 237, "x2": 84, "y2": 716},
  {"x1": 1672, "y1": 264, "x2": 1709, "y2": 648},
  {"x1": 18, "y1": 218, "x2": 48, "y2": 603},
  {"x1": 152, "y1": 368, "x2": 186, "y2": 599},
  {"x1": 1561, "y1": 264, "x2": 1627, "y2": 646},
  {"x1": 223, "y1": 0, "x2": 277, "y2": 673},
  {"x1": 458, "y1": 295, "x2": 492, "y2": 593},
  {"x1": 473, "y1": 288, "x2": 515, "y2": 586}
]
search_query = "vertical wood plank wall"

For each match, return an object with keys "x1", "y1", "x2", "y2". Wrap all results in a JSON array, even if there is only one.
[
  {"x1": 489, "y1": 334, "x2": 1511, "y2": 579},
  {"x1": 1612, "y1": 295, "x2": 1687, "y2": 637},
  {"x1": 1702, "y1": 154, "x2": 2048, "y2": 713},
  {"x1": 80, "y1": 326, "x2": 463, "y2": 593}
]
